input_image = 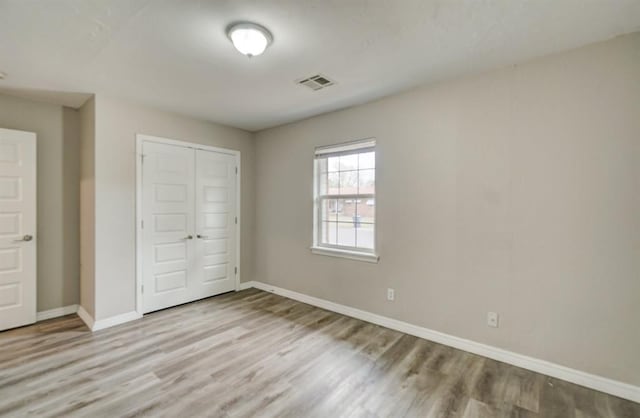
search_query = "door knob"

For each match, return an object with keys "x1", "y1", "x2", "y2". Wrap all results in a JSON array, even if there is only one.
[
  {"x1": 14, "y1": 234, "x2": 33, "y2": 242},
  {"x1": 183, "y1": 235, "x2": 193, "y2": 240},
  {"x1": 196, "y1": 234, "x2": 209, "y2": 239}
]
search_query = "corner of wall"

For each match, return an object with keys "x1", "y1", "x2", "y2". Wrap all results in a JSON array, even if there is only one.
[{"x1": 78, "y1": 96, "x2": 96, "y2": 318}]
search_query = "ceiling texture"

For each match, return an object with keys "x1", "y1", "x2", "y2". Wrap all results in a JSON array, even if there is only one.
[{"x1": 1, "y1": 0, "x2": 639, "y2": 131}]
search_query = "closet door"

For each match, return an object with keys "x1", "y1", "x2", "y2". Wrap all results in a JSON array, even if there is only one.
[
  {"x1": 141, "y1": 141, "x2": 195, "y2": 313},
  {"x1": 193, "y1": 149, "x2": 237, "y2": 297}
]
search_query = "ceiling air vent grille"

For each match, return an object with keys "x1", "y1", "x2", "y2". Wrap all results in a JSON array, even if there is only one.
[{"x1": 297, "y1": 74, "x2": 335, "y2": 91}]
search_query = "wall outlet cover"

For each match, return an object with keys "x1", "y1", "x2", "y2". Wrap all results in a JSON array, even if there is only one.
[{"x1": 488, "y1": 312, "x2": 499, "y2": 328}]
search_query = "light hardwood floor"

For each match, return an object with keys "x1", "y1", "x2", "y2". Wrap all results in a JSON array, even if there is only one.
[{"x1": 0, "y1": 289, "x2": 638, "y2": 417}]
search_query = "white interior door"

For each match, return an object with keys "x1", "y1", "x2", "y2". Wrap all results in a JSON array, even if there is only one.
[
  {"x1": 193, "y1": 149, "x2": 237, "y2": 297},
  {"x1": 0, "y1": 128, "x2": 36, "y2": 331},
  {"x1": 142, "y1": 141, "x2": 195, "y2": 313},
  {"x1": 141, "y1": 140, "x2": 238, "y2": 314}
]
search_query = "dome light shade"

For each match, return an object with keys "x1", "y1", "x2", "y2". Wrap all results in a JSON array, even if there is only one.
[{"x1": 227, "y1": 22, "x2": 273, "y2": 57}]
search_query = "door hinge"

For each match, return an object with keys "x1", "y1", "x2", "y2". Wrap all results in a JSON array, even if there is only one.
[
  {"x1": 235, "y1": 216, "x2": 238, "y2": 225},
  {"x1": 140, "y1": 154, "x2": 146, "y2": 163},
  {"x1": 234, "y1": 267, "x2": 238, "y2": 275},
  {"x1": 141, "y1": 219, "x2": 144, "y2": 229},
  {"x1": 235, "y1": 166, "x2": 238, "y2": 174},
  {"x1": 141, "y1": 284, "x2": 144, "y2": 294}
]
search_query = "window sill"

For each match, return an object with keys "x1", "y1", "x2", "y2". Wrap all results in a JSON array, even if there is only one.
[{"x1": 310, "y1": 246, "x2": 379, "y2": 263}]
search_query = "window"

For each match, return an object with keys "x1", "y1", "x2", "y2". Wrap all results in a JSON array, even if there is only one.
[{"x1": 312, "y1": 139, "x2": 378, "y2": 262}]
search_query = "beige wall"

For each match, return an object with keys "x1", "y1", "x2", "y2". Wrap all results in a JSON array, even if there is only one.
[
  {"x1": 0, "y1": 93, "x2": 81, "y2": 311},
  {"x1": 92, "y1": 96, "x2": 255, "y2": 320},
  {"x1": 79, "y1": 97, "x2": 96, "y2": 317},
  {"x1": 254, "y1": 33, "x2": 640, "y2": 386}
]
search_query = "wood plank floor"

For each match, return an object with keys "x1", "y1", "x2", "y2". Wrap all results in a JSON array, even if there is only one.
[{"x1": 0, "y1": 289, "x2": 638, "y2": 418}]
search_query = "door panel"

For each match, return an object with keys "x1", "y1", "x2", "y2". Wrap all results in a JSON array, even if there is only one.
[
  {"x1": 194, "y1": 150, "x2": 236, "y2": 297},
  {"x1": 0, "y1": 128, "x2": 36, "y2": 331},
  {"x1": 142, "y1": 141, "x2": 195, "y2": 313}
]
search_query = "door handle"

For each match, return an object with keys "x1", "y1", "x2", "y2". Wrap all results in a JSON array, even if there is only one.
[
  {"x1": 14, "y1": 234, "x2": 33, "y2": 242},
  {"x1": 196, "y1": 234, "x2": 209, "y2": 239},
  {"x1": 182, "y1": 235, "x2": 194, "y2": 240}
]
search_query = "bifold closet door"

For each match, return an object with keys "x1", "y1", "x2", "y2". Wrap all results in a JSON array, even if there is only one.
[
  {"x1": 193, "y1": 149, "x2": 237, "y2": 298},
  {"x1": 142, "y1": 141, "x2": 237, "y2": 314},
  {"x1": 142, "y1": 141, "x2": 195, "y2": 313}
]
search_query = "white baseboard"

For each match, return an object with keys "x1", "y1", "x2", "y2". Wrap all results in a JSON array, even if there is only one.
[
  {"x1": 37, "y1": 304, "x2": 78, "y2": 322},
  {"x1": 248, "y1": 281, "x2": 640, "y2": 403},
  {"x1": 92, "y1": 311, "x2": 142, "y2": 331},
  {"x1": 75, "y1": 306, "x2": 141, "y2": 331},
  {"x1": 76, "y1": 305, "x2": 95, "y2": 330},
  {"x1": 238, "y1": 280, "x2": 256, "y2": 290}
]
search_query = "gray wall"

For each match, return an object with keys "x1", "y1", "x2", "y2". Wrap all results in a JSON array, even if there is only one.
[
  {"x1": 91, "y1": 96, "x2": 255, "y2": 320},
  {"x1": 254, "y1": 33, "x2": 640, "y2": 386},
  {"x1": 0, "y1": 93, "x2": 80, "y2": 312}
]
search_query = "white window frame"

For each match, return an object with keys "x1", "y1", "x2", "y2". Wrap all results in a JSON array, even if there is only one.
[{"x1": 311, "y1": 138, "x2": 379, "y2": 263}]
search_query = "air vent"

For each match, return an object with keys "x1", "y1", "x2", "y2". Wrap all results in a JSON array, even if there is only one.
[{"x1": 297, "y1": 74, "x2": 335, "y2": 91}]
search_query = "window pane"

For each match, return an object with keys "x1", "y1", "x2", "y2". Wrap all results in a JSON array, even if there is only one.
[
  {"x1": 356, "y1": 198, "x2": 375, "y2": 224},
  {"x1": 339, "y1": 154, "x2": 358, "y2": 171},
  {"x1": 358, "y1": 169, "x2": 375, "y2": 194},
  {"x1": 336, "y1": 198, "x2": 356, "y2": 223},
  {"x1": 321, "y1": 199, "x2": 338, "y2": 222},
  {"x1": 339, "y1": 170, "x2": 358, "y2": 195},
  {"x1": 359, "y1": 151, "x2": 375, "y2": 169},
  {"x1": 314, "y1": 144, "x2": 376, "y2": 253},
  {"x1": 337, "y1": 222, "x2": 356, "y2": 247},
  {"x1": 327, "y1": 172, "x2": 339, "y2": 194},
  {"x1": 321, "y1": 222, "x2": 337, "y2": 245},
  {"x1": 356, "y1": 223, "x2": 375, "y2": 250},
  {"x1": 327, "y1": 156, "x2": 340, "y2": 172}
]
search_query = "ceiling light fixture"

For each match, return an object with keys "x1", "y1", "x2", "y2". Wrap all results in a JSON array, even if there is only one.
[{"x1": 226, "y1": 22, "x2": 273, "y2": 57}]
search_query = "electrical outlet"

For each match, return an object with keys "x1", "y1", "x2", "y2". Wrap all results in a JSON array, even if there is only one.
[
  {"x1": 487, "y1": 312, "x2": 499, "y2": 328},
  {"x1": 387, "y1": 288, "x2": 395, "y2": 301}
]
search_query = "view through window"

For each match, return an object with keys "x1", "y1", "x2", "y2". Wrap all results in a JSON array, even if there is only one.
[{"x1": 314, "y1": 139, "x2": 376, "y2": 253}]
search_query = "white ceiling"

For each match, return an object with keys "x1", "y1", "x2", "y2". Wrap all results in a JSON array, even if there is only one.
[{"x1": 1, "y1": 0, "x2": 639, "y2": 131}]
